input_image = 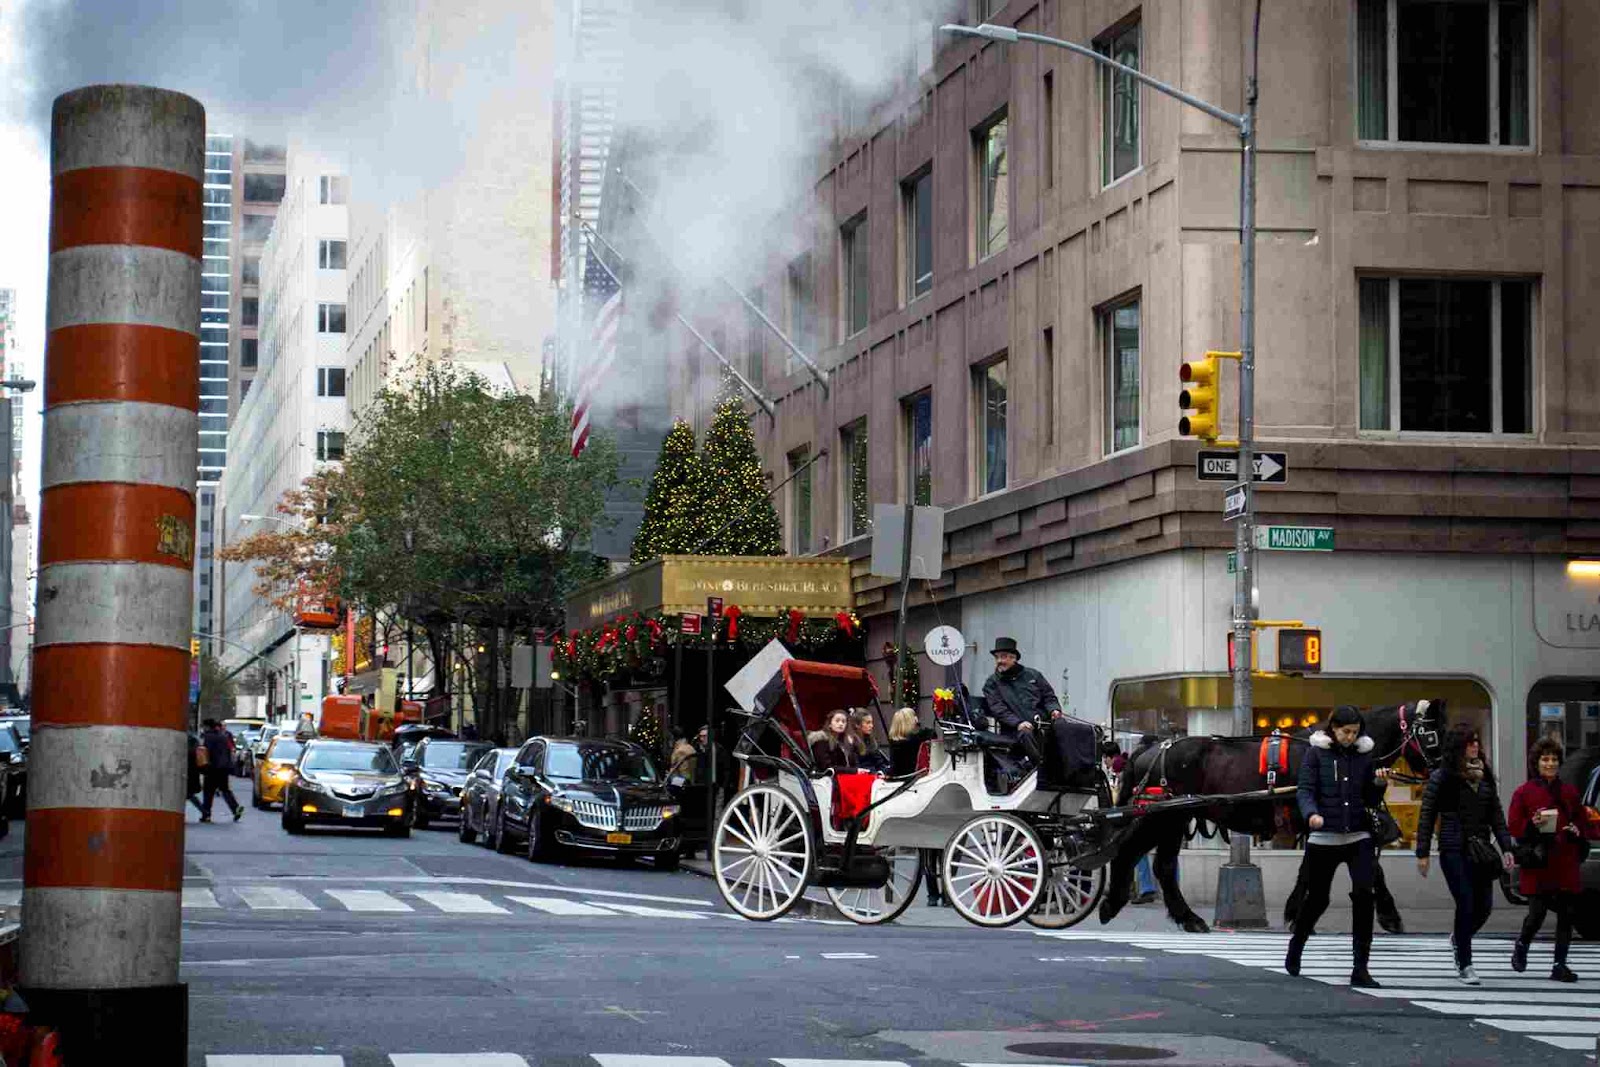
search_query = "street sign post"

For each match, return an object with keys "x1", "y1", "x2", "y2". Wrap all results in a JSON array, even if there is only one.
[
  {"x1": 1222, "y1": 483, "x2": 1248, "y2": 523},
  {"x1": 1254, "y1": 525, "x2": 1334, "y2": 551},
  {"x1": 1197, "y1": 449, "x2": 1287, "y2": 483}
]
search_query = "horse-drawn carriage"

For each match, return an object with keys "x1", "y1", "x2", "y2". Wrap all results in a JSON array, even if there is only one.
[{"x1": 711, "y1": 659, "x2": 1301, "y2": 929}]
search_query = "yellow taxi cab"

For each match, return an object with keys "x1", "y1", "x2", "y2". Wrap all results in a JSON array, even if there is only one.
[{"x1": 252, "y1": 734, "x2": 306, "y2": 810}]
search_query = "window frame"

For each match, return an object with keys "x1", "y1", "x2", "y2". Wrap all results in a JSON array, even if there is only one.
[
  {"x1": 972, "y1": 356, "x2": 1009, "y2": 498},
  {"x1": 317, "y1": 239, "x2": 347, "y2": 271},
  {"x1": 1042, "y1": 69, "x2": 1056, "y2": 191},
  {"x1": 902, "y1": 391, "x2": 933, "y2": 507},
  {"x1": 788, "y1": 445, "x2": 814, "y2": 555},
  {"x1": 316, "y1": 366, "x2": 347, "y2": 398},
  {"x1": 901, "y1": 167, "x2": 934, "y2": 305},
  {"x1": 1096, "y1": 16, "x2": 1143, "y2": 188},
  {"x1": 316, "y1": 430, "x2": 347, "y2": 462},
  {"x1": 786, "y1": 254, "x2": 813, "y2": 374},
  {"x1": 973, "y1": 110, "x2": 1010, "y2": 262},
  {"x1": 317, "y1": 302, "x2": 347, "y2": 334},
  {"x1": 1356, "y1": 274, "x2": 1537, "y2": 438},
  {"x1": 1355, "y1": 0, "x2": 1536, "y2": 152},
  {"x1": 1100, "y1": 293, "x2": 1143, "y2": 456},
  {"x1": 839, "y1": 418, "x2": 872, "y2": 543},
  {"x1": 840, "y1": 213, "x2": 870, "y2": 340}
]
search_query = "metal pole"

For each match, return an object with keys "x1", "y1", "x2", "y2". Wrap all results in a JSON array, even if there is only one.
[
  {"x1": 24, "y1": 84, "x2": 201, "y2": 1061},
  {"x1": 892, "y1": 502, "x2": 915, "y2": 706}
]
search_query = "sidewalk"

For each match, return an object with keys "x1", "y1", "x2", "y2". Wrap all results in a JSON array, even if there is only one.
[{"x1": 681, "y1": 857, "x2": 1528, "y2": 934}]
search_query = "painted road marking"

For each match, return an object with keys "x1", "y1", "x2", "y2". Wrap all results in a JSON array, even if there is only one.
[
  {"x1": 819, "y1": 952, "x2": 878, "y2": 960},
  {"x1": 597, "y1": 902, "x2": 714, "y2": 920},
  {"x1": 207, "y1": 1058, "x2": 343, "y2": 1066},
  {"x1": 508, "y1": 896, "x2": 618, "y2": 916},
  {"x1": 182, "y1": 887, "x2": 221, "y2": 908},
  {"x1": 236, "y1": 886, "x2": 318, "y2": 911},
  {"x1": 390, "y1": 1056, "x2": 530, "y2": 1066},
  {"x1": 257, "y1": 875, "x2": 714, "y2": 907},
  {"x1": 326, "y1": 889, "x2": 413, "y2": 913},
  {"x1": 410, "y1": 890, "x2": 510, "y2": 915},
  {"x1": 592, "y1": 1057, "x2": 732, "y2": 1067}
]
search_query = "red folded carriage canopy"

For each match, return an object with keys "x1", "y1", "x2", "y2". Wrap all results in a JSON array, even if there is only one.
[{"x1": 766, "y1": 660, "x2": 879, "y2": 755}]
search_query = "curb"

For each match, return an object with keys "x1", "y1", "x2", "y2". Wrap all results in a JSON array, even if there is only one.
[{"x1": 680, "y1": 858, "x2": 840, "y2": 920}]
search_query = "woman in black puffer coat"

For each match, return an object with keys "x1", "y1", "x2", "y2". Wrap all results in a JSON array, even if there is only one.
[
  {"x1": 1415, "y1": 723, "x2": 1514, "y2": 986},
  {"x1": 1285, "y1": 705, "x2": 1388, "y2": 987}
]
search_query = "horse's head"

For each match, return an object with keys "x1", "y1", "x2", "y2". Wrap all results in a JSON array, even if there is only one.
[{"x1": 1403, "y1": 698, "x2": 1447, "y2": 769}]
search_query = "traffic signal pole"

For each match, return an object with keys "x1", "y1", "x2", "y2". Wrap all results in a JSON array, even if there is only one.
[
  {"x1": 25, "y1": 85, "x2": 202, "y2": 1060},
  {"x1": 945, "y1": 3, "x2": 1266, "y2": 927}
]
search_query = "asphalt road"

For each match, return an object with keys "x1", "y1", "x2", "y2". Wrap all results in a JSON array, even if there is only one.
[{"x1": 0, "y1": 773, "x2": 1595, "y2": 1067}]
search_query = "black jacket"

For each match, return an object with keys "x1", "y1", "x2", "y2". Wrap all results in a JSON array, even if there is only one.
[
  {"x1": 201, "y1": 728, "x2": 233, "y2": 775},
  {"x1": 981, "y1": 665, "x2": 1061, "y2": 733},
  {"x1": 807, "y1": 731, "x2": 857, "y2": 773},
  {"x1": 1296, "y1": 731, "x2": 1384, "y2": 835},
  {"x1": 887, "y1": 728, "x2": 937, "y2": 777},
  {"x1": 1415, "y1": 767, "x2": 1513, "y2": 859}
]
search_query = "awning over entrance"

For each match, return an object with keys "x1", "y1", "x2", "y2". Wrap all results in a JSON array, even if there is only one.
[{"x1": 565, "y1": 554, "x2": 853, "y2": 629}]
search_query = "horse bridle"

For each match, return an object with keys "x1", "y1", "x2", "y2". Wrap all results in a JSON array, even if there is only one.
[{"x1": 1380, "y1": 701, "x2": 1440, "y2": 784}]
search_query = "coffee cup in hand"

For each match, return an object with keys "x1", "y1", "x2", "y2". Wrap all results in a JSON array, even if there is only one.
[{"x1": 1535, "y1": 808, "x2": 1559, "y2": 834}]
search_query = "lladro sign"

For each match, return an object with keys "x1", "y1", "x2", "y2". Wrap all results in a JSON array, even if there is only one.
[{"x1": 1533, "y1": 561, "x2": 1600, "y2": 649}]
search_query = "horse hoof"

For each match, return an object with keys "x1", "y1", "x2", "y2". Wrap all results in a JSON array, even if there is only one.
[{"x1": 1181, "y1": 914, "x2": 1211, "y2": 934}]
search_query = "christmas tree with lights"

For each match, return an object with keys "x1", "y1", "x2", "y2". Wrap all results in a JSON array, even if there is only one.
[
  {"x1": 631, "y1": 420, "x2": 701, "y2": 563},
  {"x1": 693, "y1": 392, "x2": 782, "y2": 556},
  {"x1": 628, "y1": 706, "x2": 667, "y2": 763}
]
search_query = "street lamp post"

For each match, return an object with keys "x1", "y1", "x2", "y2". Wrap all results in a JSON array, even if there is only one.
[
  {"x1": 240, "y1": 513, "x2": 307, "y2": 723},
  {"x1": 942, "y1": 8, "x2": 1267, "y2": 927}
]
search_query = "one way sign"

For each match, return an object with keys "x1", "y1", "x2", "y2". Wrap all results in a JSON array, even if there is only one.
[{"x1": 1196, "y1": 449, "x2": 1288, "y2": 484}]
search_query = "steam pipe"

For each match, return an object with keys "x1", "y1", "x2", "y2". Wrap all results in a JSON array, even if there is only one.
[
  {"x1": 579, "y1": 221, "x2": 776, "y2": 419},
  {"x1": 614, "y1": 170, "x2": 831, "y2": 397}
]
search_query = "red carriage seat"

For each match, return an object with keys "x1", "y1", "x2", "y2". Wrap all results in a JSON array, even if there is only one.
[{"x1": 830, "y1": 770, "x2": 875, "y2": 832}]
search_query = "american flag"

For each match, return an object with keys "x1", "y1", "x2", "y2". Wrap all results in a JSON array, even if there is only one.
[{"x1": 570, "y1": 248, "x2": 622, "y2": 458}]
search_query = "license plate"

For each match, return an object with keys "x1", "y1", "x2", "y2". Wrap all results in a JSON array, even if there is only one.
[
  {"x1": 605, "y1": 831, "x2": 632, "y2": 845},
  {"x1": 343, "y1": 804, "x2": 364, "y2": 819}
]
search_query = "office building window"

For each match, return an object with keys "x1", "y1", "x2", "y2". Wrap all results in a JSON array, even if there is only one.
[
  {"x1": 975, "y1": 113, "x2": 1009, "y2": 259},
  {"x1": 1042, "y1": 70, "x2": 1057, "y2": 190},
  {"x1": 789, "y1": 445, "x2": 813, "y2": 555},
  {"x1": 902, "y1": 169, "x2": 933, "y2": 303},
  {"x1": 318, "y1": 240, "x2": 347, "y2": 270},
  {"x1": 904, "y1": 392, "x2": 932, "y2": 506},
  {"x1": 319, "y1": 175, "x2": 348, "y2": 205},
  {"x1": 1357, "y1": 0, "x2": 1531, "y2": 146},
  {"x1": 975, "y1": 359, "x2": 1008, "y2": 495},
  {"x1": 840, "y1": 419, "x2": 871, "y2": 540},
  {"x1": 841, "y1": 214, "x2": 869, "y2": 338},
  {"x1": 1357, "y1": 276, "x2": 1533, "y2": 434},
  {"x1": 1102, "y1": 296, "x2": 1141, "y2": 454},
  {"x1": 1042, "y1": 327, "x2": 1056, "y2": 445},
  {"x1": 316, "y1": 430, "x2": 346, "y2": 462},
  {"x1": 317, "y1": 303, "x2": 346, "y2": 334},
  {"x1": 786, "y1": 254, "x2": 813, "y2": 371},
  {"x1": 1097, "y1": 17, "x2": 1141, "y2": 185},
  {"x1": 240, "y1": 378, "x2": 253, "y2": 401},
  {"x1": 240, "y1": 338, "x2": 258, "y2": 368},
  {"x1": 746, "y1": 286, "x2": 766, "y2": 390},
  {"x1": 317, "y1": 367, "x2": 347, "y2": 398},
  {"x1": 241, "y1": 297, "x2": 258, "y2": 326},
  {"x1": 241, "y1": 255, "x2": 260, "y2": 285},
  {"x1": 242, "y1": 172, "x2": 286, "y2": 203},
  {"x1": 241, "y1": 213, "x2": 274, "y2": 243}
]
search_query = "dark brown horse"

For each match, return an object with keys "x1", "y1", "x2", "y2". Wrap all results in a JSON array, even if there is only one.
[{"x1": 1102, "y1": 699, "x2": 1448, "y2": 933}]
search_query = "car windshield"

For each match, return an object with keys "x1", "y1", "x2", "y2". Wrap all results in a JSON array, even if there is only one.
[
  {"x1": 3, "y1": 720, "x2": 28, "y2": 741},
  {"x1": 267, "y1": 739, "x2": 304, "y2": 762},
  {"x1": 420, "y1": 742, "x2": 491, "y2": 771},
  {"x1": 0, "y1": 729, "x2": 18, "y2": 755},
  {"x1": 302, "y1": 745, "x2": 398, "y2": 774},
  {"x1": 495, "y1": 752, "x2": 517, "y2": 777},
  {"x1": 544, "y1": 743, "x2": 657, "y2": 782}
]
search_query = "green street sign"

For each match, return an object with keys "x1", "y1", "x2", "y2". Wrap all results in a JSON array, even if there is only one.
[
  {"x1": 1227, "y1": 551, "x2": 1237, "y2": 574},
  {"x1": 1255, "y1": 525, "x2": 1334, "y2": 552}
]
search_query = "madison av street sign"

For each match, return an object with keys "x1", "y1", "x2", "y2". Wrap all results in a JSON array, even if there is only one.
[
  {"x1": 1197, "y1": 449, "x2": 1288, "y2": 484},
  {"x1": 1255, "y1": 525, "x2": 1335, "y2": 551}
]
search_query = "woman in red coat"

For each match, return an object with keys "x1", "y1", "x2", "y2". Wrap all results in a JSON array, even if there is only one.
[{"x1": 1507, "y1": 737, "x2": 1599, "y2": 982}]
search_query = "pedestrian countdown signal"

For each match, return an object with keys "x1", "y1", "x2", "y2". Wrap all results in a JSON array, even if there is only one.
[{"x1": 1279, "y1": 628, "x2": 1323, "y2": 674}]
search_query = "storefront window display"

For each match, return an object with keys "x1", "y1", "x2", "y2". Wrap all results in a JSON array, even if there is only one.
[{"x1": 1525, "y1": 679, "x2": 1600, "y2": 758}]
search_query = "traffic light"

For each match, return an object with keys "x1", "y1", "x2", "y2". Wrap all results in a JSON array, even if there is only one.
[{"x1": 1179, "y1": 354, "x2": 1220, "y2": 442}]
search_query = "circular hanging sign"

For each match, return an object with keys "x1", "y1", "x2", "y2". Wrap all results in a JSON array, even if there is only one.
[{"x1": 924, "y1": 625, "x2": 966, "y2": 667}]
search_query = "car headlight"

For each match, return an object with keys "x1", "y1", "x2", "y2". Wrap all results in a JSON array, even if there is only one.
[
  {"x1": 378, "y1": 781, "x2": 410, "y2": 799},
  {"x1": 548, "y1": 795, "x2": 575, "y2": 812},
  {"x1": 297, "y1": 777, "x2": 327, "y2": 794},
  {"x1": 272, "y1": 766, "x2": 294, "y2": 781},
  {"x1": 660, "y1": 804, "x2": 681, "y2": 819}
]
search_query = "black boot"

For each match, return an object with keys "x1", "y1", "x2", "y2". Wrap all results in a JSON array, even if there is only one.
[
  {"x1": 1551, "y1": 963, "x2": 1578, "y2": 983},
  {"x1": 1284, "y1": 935, "x2": 1307, "y2": 977},
  {"x1": 1350, "y1": 889, "x2": 1379, "y2": 988},
  {"x1": 1511, "y1": 941, "x2": 1528, "y2": 973}
]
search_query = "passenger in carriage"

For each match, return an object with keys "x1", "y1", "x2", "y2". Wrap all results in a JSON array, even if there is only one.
[
  {"x1": 808, "y1": 710, "x2": 858, "y2": 773},
  {"x1": 887, "y1": 707, "x2": 937, "y2": 776},
  {"x1": 850, "y1": 709, "x2": 891, "y2": 773}
]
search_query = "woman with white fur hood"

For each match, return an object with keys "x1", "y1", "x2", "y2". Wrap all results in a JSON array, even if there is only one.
[{"x1": 1284, "y1": 705, "x2": 1389, "y2": 987}]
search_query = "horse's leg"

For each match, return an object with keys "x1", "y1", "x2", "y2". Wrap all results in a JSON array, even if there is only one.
[
  {"x1": 1284, "y1": 847, "x2": 1311, "y2": 929},
  {"x1": 1372, "y1": 853, "x2": 1405, "y2": 934},
  {"x1": 1098, "y1": 818, "x2": 1162, "y2": 925},
  {"x1": 1154, "y1": 822, "x2": 1208, "y2": 933}
]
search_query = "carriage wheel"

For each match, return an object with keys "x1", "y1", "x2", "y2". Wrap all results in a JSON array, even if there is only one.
[
  {"x1": 826, "y1": 846, "x2": 922, "y2": 926},
  {"x1": 713, "y1": 784, "x2": 815, "y2": 921},
  {"x1": 1025, "y1": 849, "x2": 1106, "y2": 930},
  {"x1": 942, "y1": 813, "x2": 1046, "y2": 928}
]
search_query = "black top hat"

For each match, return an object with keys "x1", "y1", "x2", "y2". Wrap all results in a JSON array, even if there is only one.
[{"x1": 990, "y1": 636, "x2": 1021, "y2": 657}]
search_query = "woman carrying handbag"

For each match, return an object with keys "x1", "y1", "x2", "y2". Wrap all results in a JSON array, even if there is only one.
[
  {"x1": 1507, "y1": 737, "x2": 1599, "y2": 982},
  {"x1": 1415, "y1": 724, "x2": 1515, "y2": 986}
]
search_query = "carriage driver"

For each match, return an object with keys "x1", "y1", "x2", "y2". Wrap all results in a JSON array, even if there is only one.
[{"x1": 982, "y1": 637, "x2": 1061, "y2": 764}]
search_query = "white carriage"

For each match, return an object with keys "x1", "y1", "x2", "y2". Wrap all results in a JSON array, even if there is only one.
[{"x1": 711, "y1": 659, "x2": 1110, "y2": 928}]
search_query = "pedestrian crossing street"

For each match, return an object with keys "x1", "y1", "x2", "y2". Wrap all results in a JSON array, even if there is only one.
[
  {"x1": 1036, "y1": 929, "x2": 1600, "y2": 1055},
  {"x1": 208, "y1": 1056, "x2": 1043, "y2": 1066}
]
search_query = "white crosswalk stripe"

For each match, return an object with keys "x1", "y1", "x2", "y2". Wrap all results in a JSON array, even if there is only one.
[
  {"x1": 598, "y1": 902, "x2": 720, "y2": 920},
  {"x1": 326, "y1": 889, "x2": 414, "y2": 913},
  {"x1": 410, "y1": 890, "x2": 511, "y2": 914},
  {"x1": 1037, "y1": 930, "x2": 1600, "y2": 1053},
  {"x1": 591, "y1": 1057, "x2": 731, "y2": 1067},
  {"x1": 508, "y1": 896, "x2": 619, "y2": 916},
  {"x1": 204, "y1": 1053, "x2": 1147, "y2": 1066},
  {"x1": 236, "y1": 886, "x2": 318, "y2": 911},
  {"x1": 183, "y1": 887, "x2": 222, "y2": 908},
  {"x1": 389, "y1": 1055, "x2": 530, "y2": 1066},
  {"x1": 207, "y1": 1057, "x2": 343, "y2": 1066}
]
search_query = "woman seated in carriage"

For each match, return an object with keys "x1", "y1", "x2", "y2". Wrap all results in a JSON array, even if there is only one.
[{"x1": 808, "y1": 709, "x2": 858, "y2": 773}]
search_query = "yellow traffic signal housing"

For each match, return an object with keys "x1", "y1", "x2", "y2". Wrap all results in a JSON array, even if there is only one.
[{"x1": 1179, "y1": 355, "x2": 1220, "y2": 441}]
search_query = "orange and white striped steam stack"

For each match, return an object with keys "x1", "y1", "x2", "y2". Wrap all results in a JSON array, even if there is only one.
[{"x1": 20, "y1": 85, "x2": 203, "y2": 1060}]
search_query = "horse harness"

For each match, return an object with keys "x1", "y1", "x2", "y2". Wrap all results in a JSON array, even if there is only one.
[{"x1": 1377, "y1": 701, "x2": 1438, "y2": 784}]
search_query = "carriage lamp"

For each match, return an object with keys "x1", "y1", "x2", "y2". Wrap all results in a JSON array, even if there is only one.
[
  {"x1": 1569, "y1": 559, "x2": 1600, "y2": 578},
  {"x1": 1255, "y1": 717, "x2": 1270, "y2": 729},
  {"x1": 1276, "y1": 715, "x2": 1295, "y2": 729}
]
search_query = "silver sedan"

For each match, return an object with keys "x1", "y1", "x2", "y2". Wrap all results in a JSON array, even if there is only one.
[{"x1": 458, "y1": 747, "x2": 520, "y2": 849}]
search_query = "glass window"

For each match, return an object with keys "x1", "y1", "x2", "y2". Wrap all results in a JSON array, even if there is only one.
[
  {"x1": 975, "y1": 360, "x2": 1008, "y2": 495},
  {"x1": 903, "y1": 170, "x2": 933, "y2": 301},
  {"x1": 319, "y1": 175, "x2": 348, "y2": 205},
  {"x1": 317, "y1": 430, "x2": 346, "y2": 462},
  {"x1": 746, "y1": 287, "x2": 766, "y2": 390},
  {"x1": 1042, "y1": 70, "x2": 1056, "y2": 190},
  {"x1": 1042, "y1": 327, "x2": 1056, "y2": 446},
  {"x1": 904, "y1": 391, "x2": 932, "y2": 506},
  {"x1": 318, "y1": 240, "x2": 347, "y2": 270},
  {"x1": 789, "y1": 445, "x2": 813, "y2": 554},
  {"x1": 786, "y1": 254, "x2": 813, "y2": 371},
  {"x1": 1103, "y1": 297, "x2": 1141, "y2": 454},
  {"x1": 1097, "y1": 19, "x2": 1141, "y2": 185},
  {"x1": 302, "y1": 742, "x2": 397, "y2": 773},
  {"x1": 242, "y1": 173, "x2": 286, "y2": 203},
  {"x1": 419, "y1": 741, "x2": 493, "y2": 771},
  {"x1": 544, "y1": 742, "x2": 657, "y2": 782},
  {"x1": 240, "y1": 378, "x2": 253, "y2": 401},
  {"x1": 318, "y1": 303, "x2": 346, "y2": 334},
  {"x1": 976, "y1": 115, "x2": 1009, "y2": 259},
  {"x1": 1525, "y1": 682, "x2": 1600, "y2": 757},
  {"x1": 1357, "y1": 0, "x2": 1531, "y2": 146},
  {"x1": 242, "y1": 256, "x2": 261, "y2": 285},
  {"x1": 240, "y1": 338, "x2": 258, "y2": 369},
  {"x1": 1358, "y1": 276, "x2": 1533, "y2": 434},
  {"x1": 241, "y1": 297, "x2": 259, "y2": 327},
  {"x1": 841, "y1": 419, "x2": 871, "y2": 540},
  {"x1": 240, "y1": 213, "x2": 274, "y2": 244},
  {"x1": 317, "y1": 367, "x2": 347, "y2": 398},
  {"x1": 842, "y1": 215, "x2": 869, "y2": 338}
]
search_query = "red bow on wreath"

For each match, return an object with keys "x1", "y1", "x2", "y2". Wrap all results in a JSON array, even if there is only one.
[
  {"x1": 646, "y1": 618, "x2": 663, "y2": 641},
  {"x1": 625, "y1": 624, "x2": 637, "y2": 642},
  {"x1": 786, "y1": 608, "x2": 805, "y2": 644},
  {"x1": 835, "y1": 611, "x2": 855, "y2": 637},
  {"x1": 724, "y1": 605, "x2": 743, "y2": 641}
]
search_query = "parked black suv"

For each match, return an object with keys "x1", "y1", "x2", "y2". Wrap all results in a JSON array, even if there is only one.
[
  {"x1": 495, "y1": 738, "x2": 682, "y2": 869},
  {"x1": 409, "y1": 738, "x2": 493, "y2": 828}
]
